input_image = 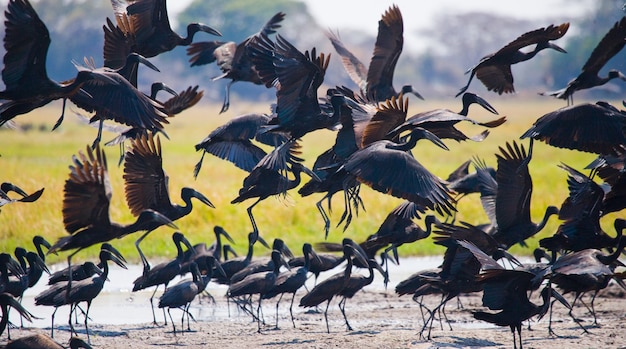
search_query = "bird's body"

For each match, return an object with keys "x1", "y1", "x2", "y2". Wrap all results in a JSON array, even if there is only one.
[
  {"x1": 4, "y1": 334, "x2": 92, "y2": 349},
  {"x1": 457, "y1": 23, "x2": 569, "y2": 96}
]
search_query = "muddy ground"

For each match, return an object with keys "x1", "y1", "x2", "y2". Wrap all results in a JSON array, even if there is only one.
[{"x1": 4, "y1": 281, "x2": 626, "y2": 349}]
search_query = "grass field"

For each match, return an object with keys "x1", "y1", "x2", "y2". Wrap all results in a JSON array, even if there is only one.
[{"x1": 0, "y1": 96, "x2": 616, "y2": 265}]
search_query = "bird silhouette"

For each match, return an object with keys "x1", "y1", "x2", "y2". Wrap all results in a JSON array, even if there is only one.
[
  {"x1": 0, "y1": 183, "x2": 44, "y2": 213},
  {"x1": 541, "y1": 17, "x2": 626, "y2": 105},
  {"x1": 0, "y1": 292, "x2": 36, "y2": 340},
  {"x1": 457, "y1": 22, "x2": 569, "y2": 96}
]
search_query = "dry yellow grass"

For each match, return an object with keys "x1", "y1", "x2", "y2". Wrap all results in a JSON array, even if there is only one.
[{"x1": 0, "y1": 96, "x2": 612, "y2": 264}]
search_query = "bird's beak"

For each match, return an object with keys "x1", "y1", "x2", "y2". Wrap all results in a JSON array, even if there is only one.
[
  {"x1": 180, "y1": 234, "x2": 195, "y2": 254},
  {"x1": 197, "y1": 24, "x2": 222, "y2": 37},
  {"x1": 213, "y1": 258, "x2": 227, "y2": 278},
  {"x1": 420, "y1": 128, "x2": 449, "y2": 151},
  {"x1": 218, "y1": 227, "x2": 236, "y2": 245},
  {"x1": 101, "y1": 243, "x2": 127, "y2": 264},
  {"x1": 372, "y1": 259, "x2": 389, "y2": 285},
  {"x1": 471, "y1": 93, "x2": 499, "y2": 115},
  {"x1": 192, "y1": 189, "x2": 215, "y2": 208},
  {"x1": 152, "y1": 211, "x2": 178, "y2": 230},
  {"x1": 135, "y1": 54, "x2": 160, "y2": 73},
  {"x1": 6, "y1": 256, "x2": 24, "y2": 276},
  {"x1": 301, "y1": 165, "x2": 321, "y2": 182},
  {"x1": 152, "y1": 82, "x2": 179, "y2": 98},
  {"x1": 2, "y1": 183, "x2": 28, "y2": 197},
  {"x1": 548, "y1": 42, "x2": 567, "y2": 54},
  {"x1": 280, "y1": 242, "x2": 294, "y2": 260},
  {"x1": 33, "y1": 254, "x2": 50, "y2": 275},
  {"x1": 257, "y1": 235, "x2": 271, "y2": 249},
  {"x1": 108, "y1": 252, "x2": 128, "y2": 270}
]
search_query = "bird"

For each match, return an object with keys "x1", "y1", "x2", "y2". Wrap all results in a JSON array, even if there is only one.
[
  {"x1": 299, "y1": 239, "x2": 369, "y2": 333},
  {"x1": 193, "y1": 112, "x2": 290, "y2": 177},
  {"x1": 521, "y1": 101, "x2": 626, "y2": 155},
  {"x1": 337, "y1": 258, "x2": 387, "y2": 331},
  {"x1": 47, "y1": 144, "x2": 177, "y2": 300},
  {"x1": 227, "y1": 249, "x2": 288, "y2": 332},
  {"x1": 231, "y1": 140, "x2": 317, "y2": 235},
  {"x1": 547, "y1": 228, "x2": 626, "y2": 331},
  {"x1": 337, "y1": 126, "x2": 456, "y2": 219},
  {"x1": 386, "y1": 92, "x2": 505, "y2": 143},
  {"x1": 108, "y1": 0, "x2": 222, "y2": 62},
  {"x1": 179, "y1": 226, "x2": 236, "y2": 276},
  {"x1": 456, "y1": 22, "x2": 569, "y2": 97},
  {"x1": 262, "y1": 243, "x2": 319, "y2": 329},
  {"x1": 0, "y1": 0, "x2": 118, "y2": 129},
  {"x1": 327, "y1": 5, "x2": 423, "y2": 102},
  {"x1": 541, "y1": 16, "x2": 626, "y2": 105},
  {"x1": 34, "y1": 248, "x2": 126, "y2": 344},
  {"x1": 248, "y1": 32, "x2": 337, "y2": 141},
  {"x1": 0, "y1": 292, "x2": 36, "y2": 340},
  {"x1": 0, "y1": 182, "x2": 44, "y2": 212},
  {"x1": 212, "y1": 231, "x2": 269, "y2": 285},
  {"x1": 229, "y1": 238, "x2": 294, "y2": 284},
  {"x1": 132, "y1": 232, "x2": 196, "y2": 325},
  {"x1": 587, "y1": 147, "x2": 626, "y2": 214},
  {"x1": 158, "y1": 258, "x2": 223, "y2": 335},
  {"x1": 4, "y1": 334, "x2": 92, "y2": 349},
  {"x1": 446, "y1": 159, "x2": 497, "y2": 203},
  {"x1": 6, "y1": 247, "x2": 49, "y2": 327},
  {"x1": 123, "y1": 133, "x2": 214, "y2": 270},
  {"x1": 474, "y1": 141, "x2": 559, "y2": 249},
  {"x1": 187, "y1": 12, "x2": 285, "y2": 113}
]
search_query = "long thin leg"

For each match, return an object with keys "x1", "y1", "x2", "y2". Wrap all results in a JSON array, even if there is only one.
[
  {"x1": 84, "y1": 301, "x2": 92, "y2": 344},
  {"x1": 289, "y1": 292, "x2": 297, "y2": 329},
  {"x1": 256, "y1": 297, "x2": 263, "y2": 333},
  {"x1": 219, "y1": 81, "x2": 233, "y2": 114},
  {"x1": 338, "y1": 297, "x2": 353, "y2": 331},
  {"x1": 274, "y1": 293, "x2": 284, "y2": 329},
  {"x1": 247, "y1": 200, "x2": 261, "y2": 235},
  {"x1": 50, "y1": 307, "x2": 57, "y2": 338},
  {"x1": 167, "y1": 308, "x2": 176, "y2": 335},
  {"x1": 68, "y1": 303, "x2": 76, "y2": 337},
  {"x1": 324, "y1": 299, "x2": 332, "y2": 334},
  {"x1": 52, "y1": 98, "x2": 67, "y2": 131},
  {"x1": 315, "y1": 198, "x2": 331, "y2": 239},
  {"x1": 135, "y1": 231, "x2": 154, "y2": 273},
  {"x1": 149, "y1": 286, "x2": 159, "y2": 325}
]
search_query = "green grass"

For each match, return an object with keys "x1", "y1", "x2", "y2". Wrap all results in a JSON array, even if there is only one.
[{"x1": 0, "y1": 97, "x2": 615, "y2": 264}]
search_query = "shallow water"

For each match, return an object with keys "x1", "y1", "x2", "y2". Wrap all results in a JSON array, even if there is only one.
[{"x1": 18, "y1": 255, "x2": 515, "y2": 328}]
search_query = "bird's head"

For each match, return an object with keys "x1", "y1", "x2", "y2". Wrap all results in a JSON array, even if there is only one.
[
  {"x1": 188, "y1": 23, "x2": 222, "y2": 37},
  {"x1": 181, "y1": 187, "x2": 215, "y2": 208}
]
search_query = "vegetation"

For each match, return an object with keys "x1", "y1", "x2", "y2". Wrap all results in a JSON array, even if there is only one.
[{"x1": 1, "y1": 98, "x2": 616, "y2": 265}]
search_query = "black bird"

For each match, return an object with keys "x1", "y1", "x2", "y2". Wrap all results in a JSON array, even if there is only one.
[
  {"x1": 337, "y1": 259, "x2": 387, "y2": 331},
  {"x1": 229, "y1": 238, "x2": 294, "y2": 284},
  {"x1": 0, "y1": 183, "x2": 44, "y2": 212},
  {"x1": 109, "y1": 0, "x2": 221, "y2": 61},
  {"x1": 0, "y1": 0, "x2": 118, "y2": 128},
  {"x1": 249, "y1": 33, "x2": 336, "y2": 141},
  {"x1": 299, "y1": 240, "x2": 369, "y2": 333},
  {"x1": 0, "y1": 293, "x2": 36, "y2": 340},
  {"x1": 132, "y1": 232, "x2": 195, "y2": 325},
  {"x1": 262, "y1": 243, "x2": 318, "y2": 329},
  {"x1": 4, "y1": 334, "x2": 92, "y2": 349},
  {"x1": 48, "y1": 144, "x2": 177, "y2": 299},
  {"x1": 193, "y1": 112, "x2": 289, "y2": 176},
  {"x1": 587, "y1": 148, "x2": 626, "y2": 214},
  {"x1": 540, "y1": 164, "x2": 623, "y2": 253},
  {"x1": 123, "y1": 133, "x2": 214, "y2": 270},
  {"x1": 541, "y1": 17, "x2": 626, "y2": 105},
  {"x1": 212, "y1": 231, "x2": 269, "y2": 285},
  {"x1": 446, "y1": 159, "x2": 497, "y2": 202},
  {"x1": 48, "y1": 262, "x2": 102, "y2": 286},
  {"x1": 387, "y1": 92, "x2": 505, "y2": 143},
  {"x1": 475, "y1": 141, "x2": 559, "y2": 248},
  {"x1": 338, "y1": 126, "x2": 456, "y2": 219},
  {"x1": 227, "y1": 250, "x2": 288, "y2": 332},
  {"x1": 35, "y1": 248, "x2": 126, "y2": 344},
  {"x1": 521, "y1": 101, "x2": 626, "y2": 155},
  {"x1": 187, "y1": 12, "x2": 285, "y2": 113},
  {"x1": 548, "y1": 229, "x2": 626, "y2": 331},
  {"x1": 231, "y1": 140, "x2": 317, "y2": 235},
  {"x1": 327, "y1": 5, "x2": 423, "y2": 102},
  {"x1": 180, "y1": 226, "x2": 236, "y2": 276},
  {"x1": 457, "y1": 22, "x2": 569, "y2": 97}
]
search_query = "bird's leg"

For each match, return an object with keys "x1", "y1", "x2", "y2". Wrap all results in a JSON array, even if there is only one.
[
  {"x1": 324, "y1": 299, "x2": 332, "y2": 334},
  {"x1": 117, "y1": 142, "x2": 125, "y2": 167},
  {"x1": 167, "y1": 308, "x2": 176, "y2": 336},
  {"x1": 568, "y1": 294, "x2": 589, "y2": 334},
  {"x1": 162, "y1": 307, "x2": 168, "y2": 326},
  {"x1": 512, "y1": 326, "x2": 518, "y2": 349},
  {"x1": 274, "y1": 293, "x2": 283, "y2": 330},
  {"x1": 247, "y1": 200, "x2": 261, "y2": 235},
  {"x1": 50, "y1": 307, "x2": 57, "y2": 338},
  {"x1": 219, "y1": 81, "x2": 233, "y2": 114},
  {"x1": 257, "y1": 297, "x2": 263, "y2": 333},
  {"x1": 590, "y1": 291, "x2": 599, "y2": 325},
  {"x1": 289, "y1": 293, "x2": 297, "y2": 329},
  {"x1": 338, "y1": 297, "x2": 353, "y2": 331},
  {"x1": 92, "y1": 118, "x2": 104, "y2": 150},
  {"x1": 441, "y1": 302, "x2": 452, "y2": 331},
  {"x1": 316, "y1": 198, "x2": 331, "y2": 239},
  {"x1": 68, "y1": 303, "x2": 76, "y2": 338},
  {"x1": 455, "y1": 70, "x2": 476, "y2": 98},
  {"x1": 150, "y1": 286, "x2": 159, "y2": 325},
  {"x1": 52, "y1": 98, "x2": 67, "y2": 131},
  {"x1": 184, "y1": 303, "x2": 190, "y2": 331},
  {"x1": 84, "y1": 300, "x2": 92, "y2": 344}
]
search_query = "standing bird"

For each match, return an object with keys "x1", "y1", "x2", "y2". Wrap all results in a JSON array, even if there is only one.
[
  {"x1": 47, "y1": 144, "x2": 177, "y2": 299},
  {"x1": 123, "y1": 133, "x2": 214, "y2": 271},
  {"x1": 0, "y1": 293, "x2": 36, "y2": 340},
  {"x1": 108, "y1": 0, "x2": 221, "y2": 62},
  {"x1": 187, "y1": 12, "x2": 285, "y2": 113},
  {"x1": 299, "y1": 240, "x2": 369, "y2": 333},
  {"x1": 132, "y1": 232, "x2": 195, "y2": 325},
  {"x1": 337, "y1": 259, "x2": 387, "y2": 331},
  {"x1": 541, "y1": 17, "x2": 626, "y2": 105},
  {"x1": 179, "y1": 226, "x2": 236, "y2": 275},
  {"x1": 457, "y1": 22, "x2": 569, "y2": 97},
  {"x1": 327, "y1": 5, "x2": 423, "y2": 102},
  {"x1": 212, "y1": 231, "x2": 269, "y2": 285},
  {"x1": 0, "y1": 0, "x2": 118, "y2": 128}
]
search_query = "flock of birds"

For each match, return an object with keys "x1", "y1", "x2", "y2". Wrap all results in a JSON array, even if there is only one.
[{"x1": 1, "y1": 0, "x2": 626, "y2": 348}]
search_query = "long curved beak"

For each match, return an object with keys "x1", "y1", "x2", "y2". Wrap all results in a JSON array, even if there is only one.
[
  {"x1": 1, "y1": 182, "x2": 28, "y2": 197},
  {"x1": 151, "y1": 82, "x2": 179, "y2": 99},
  {"x1": 192, "y1": 189, "x2": 215, "y2": 208},
  {"x1": 108, "y1": 252, "x2": 128, "y2": 270},
  {"x1": 135, "y1": 54, "x2": 160, "y2": 73},
  {"x1": 256, "y1": 235, "x2": 271, "y2": 249},
  {"x1": 32, "y1": 254, "x2": 50, "y2": 275},
  {"x1": 197, "y1": 24, "x2": 222, "y2": 37},
  {"x1": 471, "y1": 93, "x2": 499, "y2": 115},
  {"x1": 418, "y1": 128, "x2": 449, "y2": 151},
  {"x1": 301, "y1": 165, "x2": 321, "y2": 182},
  {"x1": 548, "y1": 42, "x2": 567, "y2": 54},
  {"x1": 101, "y1": 243, "x2": 127, "y2": 264}
]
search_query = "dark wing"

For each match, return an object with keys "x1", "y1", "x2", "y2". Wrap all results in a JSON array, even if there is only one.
[
  {"x1": 327, "y1": 31, "x2": 368, "y2": 92},
  {"x1": 343, "y1": 142, "x2": 454, "y2": 216},
  {"x1": 366, "y1": 5, "x2": 404, "y2": 100},
  {"x1": 125, "y1": 0, "x2": 162, "y2": 45},
  {"x1": 186, "y1": 41, "x2": 228, "y2": 67},
  {"x1": 494, "y1": 141, "x2": 531, "y2": 231},
  {"x1": 474, "y1": 64, "x2": 514, "y2": 94},
  {"x1": 360, "y1": 95, "x2": 408, "y2": 147},
  {"x1": 557, "y1": 163, "x2": 603, "y2": 221},
  {"x1": 62, "y1": 145, "x2": 111, "y2": 234},
  {"x1": 2, "y1": 0, "x2": 51, "y2": 90},
  {"x1": 123, "y1": 133, "x2": 172, "y2": 216},
  {"x1": 103, "y1": 16, "x2": 133, "y2": 70},
  {"x1": 581, "y1": 17, "x2": 626, "y2": 75},
  {"x1": 160, "y1": 85, "x2": 203, "y2": 116},
  {"x1": 494, "y1": 22, "x2": 570, "y2": 54},
  {"x1": 520, "y1": 102, "x2": 626, "y2": 155}
]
